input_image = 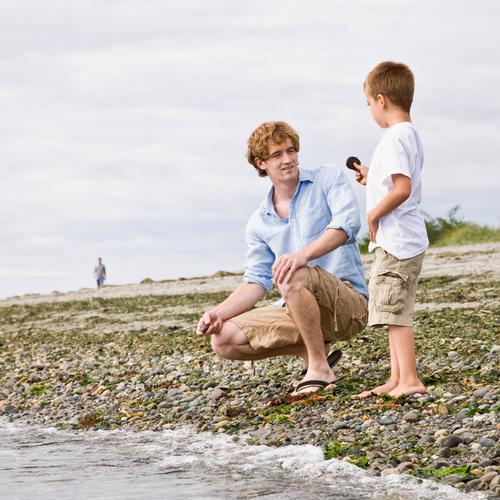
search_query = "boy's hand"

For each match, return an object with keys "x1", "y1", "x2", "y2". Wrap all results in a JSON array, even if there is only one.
[
  {"x1": 272, "y1": 251, "x2": 307, "y2": 284},
  {"x1": 367, "y1": 210, "x2": 379, "y2": 242},
  {"x1": 196, "y1": 310, "x2": 223, "y2": 336},
  {"x1": 354, "y1": 163, "x2": 368, "y2": 185}
]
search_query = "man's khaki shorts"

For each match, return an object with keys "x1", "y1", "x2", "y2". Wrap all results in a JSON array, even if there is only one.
[
  {"x1": 230, "y1": 266, "x2": 368, "y2": 353},
  {"x1": 368, "y1": 248, "x2": 425, "y2": 327}
]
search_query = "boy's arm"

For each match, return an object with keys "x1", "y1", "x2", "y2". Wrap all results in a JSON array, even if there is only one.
[{"x1": 368, "y1": 173, "x2": 412, "y2": 242}]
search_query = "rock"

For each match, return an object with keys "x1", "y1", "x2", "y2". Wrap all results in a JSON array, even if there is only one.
[
  {"x1": 380, "y1": 416, "x2": 396, "y2": 426},
  {"x1": 380, "y1": 468, "x2": 399, "y2": 476},
  {"x1": 438, "y1": 447, "x2": 452, "y2": 458},
  {"x1": 332, "y1": 421, "x2": 349, "y2": 431},
  {"x1": 434, "y1": 429, "x2": 449, "y2": 440},
  {"x1": 481, "y1": 471, "x2": 497, "y2": 484},
  {"x1": 447, "y1": 351, "x2": 459, "y2": 359},
  {"x1": 478, "y1": 438, "x2": 496, "y2": 448},
  {"x1": 397, "y1": 462, "x2": 417, "y2": 473},
  {"x1": 441, "y1": 474, "x2": 463, "y2": 485},
  {"x1": 436, "y1": 403, "x2": 449, "y2": 415},
  {"x1": 472, "y1": 388, "x2": 489, "y2": 398},
  {"x1": 441, "y1": 435, "x2": 463, "y2": 448},
  {"x1": 402, "y1": 410, "x2": 421, "y2": 423},
  {"x1": 211, "y1": 388, "x2": 226, "y2": 401},
  {"x1": 465, "y1": 479, "x2": 481, "y2": 490}
]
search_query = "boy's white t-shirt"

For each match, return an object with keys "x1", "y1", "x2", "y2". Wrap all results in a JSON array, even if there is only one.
[{"x1": 367, "y1": 121, "x2": 429, "y2": 259}]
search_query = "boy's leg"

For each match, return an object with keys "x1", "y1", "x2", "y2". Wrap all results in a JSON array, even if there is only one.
[
  {"x1": 387, "y1": 325, "x2": 426, "y2": 397},
  {"x1": 358, "y1": 330, "x2": 399, "y2": 397}
]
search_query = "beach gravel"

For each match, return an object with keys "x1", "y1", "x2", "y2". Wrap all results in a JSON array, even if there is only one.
[{"x1": 0, "y1": 243, "x2": 499, "y2": 497}]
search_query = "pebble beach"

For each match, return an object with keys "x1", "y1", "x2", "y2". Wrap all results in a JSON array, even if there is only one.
[{"x1": 1, "y1": 243, "x2": 498, "y2": 497}]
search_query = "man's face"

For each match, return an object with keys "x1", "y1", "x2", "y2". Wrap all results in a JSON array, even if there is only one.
[{"x1": 256, "y1": 138, "x2": 299, "y2": 182}]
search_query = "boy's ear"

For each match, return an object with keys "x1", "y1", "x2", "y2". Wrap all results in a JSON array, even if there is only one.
[{"x1": 377, "y1": 94, "x2": 386, "y2": 107}]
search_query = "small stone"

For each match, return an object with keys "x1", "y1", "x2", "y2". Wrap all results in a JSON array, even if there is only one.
[
  {"x1": 490, "y1": 475, "x2": 500, "y2": 487},
  {"x1": 332, "y1": 421, "x2": 349, "y2": 431},
  {"x1": 441, "y1": 474, "x2": 463, "y2": 485},
  {"x1": 465, "y1": 479, "x2": 481, "y2": 490},
  {"x1": 447, "y1": 351, "x2": 459, "y2": 359},
  {"x1": 211, "y1": 388, "x2": 225, "y2": 401},
  {"x1": 481, "y1": 471, "x2": 497, "y2": 484},
  {"x1": 478, "y1": 438, "x2": 496, "y2": 448},
  {"x1": 438, "y1": 447, "x2": 452, "y2": 457},
  {"x1": 434, "y1": 429, "x2": 449, "y2": 439},
  {"x1": 380, "y1": 468, "x2": 399, "y2": 476},
  {"x1": 472, "y1": 388, "x2": 489, "y2": 398},
  {"x1": 397, "y1": 462, "x2": 417, "y2": 473},
  {"x1": 380, "y1": 416, "x2": 396, "y2": 426},
  {"x1": 436, "y1": 403, "x2": 449, "y2": 415},
  {"x1": 402, "y1": 410, "x2": 421, "y2": 423},
  {"x1": 441, "y1": 435, "x2": 463, "y2": 448}
]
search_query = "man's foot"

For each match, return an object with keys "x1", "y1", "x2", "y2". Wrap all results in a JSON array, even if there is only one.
[
  {"x1": 291, "y1": 349, "x2": 342, "y2": 389},
  {"x1": 388, "y1": 383, "x2": 426, "y2": 398},
  {"x1": 357, "y1": 379, "x2": 398, "y2": 399},
  {"x1": 291, "y1": 376, "x2": 338, "y2": 397}
]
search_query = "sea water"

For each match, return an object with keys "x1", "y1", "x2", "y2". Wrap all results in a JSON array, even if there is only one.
[{"x1": 0, "y1": 418, "x2": 484, "y2": 500}]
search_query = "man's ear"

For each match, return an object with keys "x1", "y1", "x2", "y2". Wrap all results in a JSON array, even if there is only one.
[{"x1": 255, "y1": 158, "x2": 267, "y2": 173}]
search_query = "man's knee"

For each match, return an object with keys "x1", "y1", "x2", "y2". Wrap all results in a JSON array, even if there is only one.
[
  {"x1": 278, "y1": 267, "x2": 310, "y2": 300},
  {"x1": 210, "y1": 322, "x2": 242, "y2": 360}
]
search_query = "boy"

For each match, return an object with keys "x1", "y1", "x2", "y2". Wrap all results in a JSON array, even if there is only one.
[{"x1": 352, "y1": 61, "x2": 429, "y2": 398}]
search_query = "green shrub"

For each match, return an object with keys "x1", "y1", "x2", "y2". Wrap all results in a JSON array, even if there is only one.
[{"x1": 357, "y1": 206, "x2": 500, "y2": 253}]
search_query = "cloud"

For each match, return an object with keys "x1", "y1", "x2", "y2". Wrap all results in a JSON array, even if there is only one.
[{"x1": 1, "y1": 0, "x2": 499, "y2": 298}]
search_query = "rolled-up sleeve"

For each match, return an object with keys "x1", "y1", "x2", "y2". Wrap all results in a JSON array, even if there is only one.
[
  {"x1": 323, "y1": 167, "x2": 361, "y2": 245},
  {"x1": 243, "y1": 221, "x2": 275, "y2": 292}
]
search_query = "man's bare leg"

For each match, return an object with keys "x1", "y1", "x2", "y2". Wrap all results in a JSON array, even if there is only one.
[
  {"x1": 279, "y1": 269, "x2": 334, "y2": 393},
  {"x1": 387, "y1": 325, "x2": 426, "y2": 397},
  {"x1": 358, "y1": 329, "x2": 400, "y2": 398},
  {"x1": 211, "y1": 320, "x2": 309, "y2": 361}
]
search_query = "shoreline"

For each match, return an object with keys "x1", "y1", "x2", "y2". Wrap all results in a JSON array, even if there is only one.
[{"x1": 0, "y1": 242, "x2": 498, "y2": 497}]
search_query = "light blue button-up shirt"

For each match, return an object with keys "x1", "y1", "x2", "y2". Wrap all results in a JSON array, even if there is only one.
[{"x1": 243, "y1": 165, "x2": 368, "y2": 300}]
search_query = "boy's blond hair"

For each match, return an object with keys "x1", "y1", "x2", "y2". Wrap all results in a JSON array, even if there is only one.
[
  {"x1": 247, "y1": 121, "x2": 300, "y2": 177},
  {"x1": 364, "y1": 61, "x2": 414, "y2": 113}
]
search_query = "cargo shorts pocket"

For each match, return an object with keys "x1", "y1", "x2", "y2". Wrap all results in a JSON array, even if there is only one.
[{"x1": 373, "y1": 270, "x2": 408, "y2": 314}]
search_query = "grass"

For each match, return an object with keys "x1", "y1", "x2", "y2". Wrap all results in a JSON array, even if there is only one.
[{"x1": 358, "y1": 206, "x2": 500, "y2": 253}]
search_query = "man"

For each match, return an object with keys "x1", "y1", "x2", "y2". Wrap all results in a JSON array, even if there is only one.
[
  {"x1": 196, "y1": 122, "x2": 368, "y2": 395},
  {"x1": 93, "y1": 257, "x2": 106, "y2": 289}
]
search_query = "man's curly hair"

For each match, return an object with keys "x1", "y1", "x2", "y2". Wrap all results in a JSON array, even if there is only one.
[{"x1": 246, "y1": 121, "x2": 300, "y2": 177}]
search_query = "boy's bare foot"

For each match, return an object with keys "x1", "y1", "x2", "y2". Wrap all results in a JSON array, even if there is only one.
[
  {"x1": 357, "y1": 379, "x2": 398, "y2": 399},
  {"x1": 388, "y1": 383, "x2": 426, "y2": 398}
]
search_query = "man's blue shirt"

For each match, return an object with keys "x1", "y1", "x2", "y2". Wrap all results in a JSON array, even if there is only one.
[{"x1": 243, "y1": 166, "x2": 368, "y2": 300}]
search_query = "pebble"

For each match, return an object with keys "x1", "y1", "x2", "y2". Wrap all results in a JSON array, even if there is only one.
[
  {"x1": 402, "y1": 410, "x2": 421, "y2": 423},
  {"x1": 481, "y1": 471, "x2": 497, "y2": 483},
  {"x1": 478, "y1": 438, "x2": 496, "y2": 448},
  {"x1": 1, "y1": 259, "x2": 498, "y2": 499},
  {"x1": 472, "y1": 388, "x2": 489, "y2": 398},
  {"x1": 380, "y1": 416, "x2": 396, "y2": 426},
  {"x1": 441, "y1": 435, "x2": 463, "y2": 448}
]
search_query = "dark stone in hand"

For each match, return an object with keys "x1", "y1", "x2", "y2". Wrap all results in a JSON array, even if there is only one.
[{"x1": 346, "y1": 156, "x2": 361, "y2": 170}]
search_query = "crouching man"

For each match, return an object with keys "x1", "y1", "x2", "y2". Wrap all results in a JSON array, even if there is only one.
[{"x1": 196, "y1": 121, "x2": 368, "y2": 395}]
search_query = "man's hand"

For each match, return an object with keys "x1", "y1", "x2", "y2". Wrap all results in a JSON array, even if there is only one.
[
  {"x1": 196, "y1": 310, "x2": 223, "y2": 336},
  {"x1": 353, "y1": 162, "x2": 368, "y2": 185},
  {"x1": 367, "y1": 210, "x2": 379, "y2": 242},
  {"x1": 272, "y1": 251, "x2": 307, "y2": 284}
]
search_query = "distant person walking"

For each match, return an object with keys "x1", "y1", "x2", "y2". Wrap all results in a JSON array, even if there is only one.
[{"x1": 93, "y1": 257, "x2": 107, "y2": 289}]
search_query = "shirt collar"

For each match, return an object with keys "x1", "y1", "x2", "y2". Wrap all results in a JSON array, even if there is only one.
[{"x1": 262, "y1": 167, "x2": 315, "y2": 215}]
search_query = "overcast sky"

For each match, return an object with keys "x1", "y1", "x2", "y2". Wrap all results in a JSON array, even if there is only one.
[{"x1": 1, "y1": 0, "x2": 499, "y2": 298}]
